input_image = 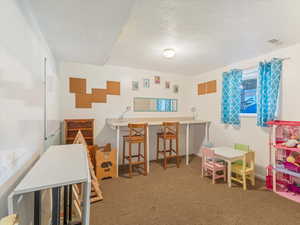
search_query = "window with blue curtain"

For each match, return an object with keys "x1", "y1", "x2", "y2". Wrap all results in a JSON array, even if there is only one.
[{"x1": 221, "y1": 58, "x2": 282, "y2": 127}]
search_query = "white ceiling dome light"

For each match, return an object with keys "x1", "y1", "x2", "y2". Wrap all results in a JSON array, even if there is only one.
[{"x1": 163, "y1": 48, "x2": 176, "y2": 58}]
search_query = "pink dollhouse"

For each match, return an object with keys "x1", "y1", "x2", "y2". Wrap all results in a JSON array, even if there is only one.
[{"x1": 266, "y1": 120, "x2": 300, "y2": 203}]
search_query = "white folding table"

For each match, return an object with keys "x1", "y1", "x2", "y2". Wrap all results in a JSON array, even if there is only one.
[
  {"x1": 8, "y1": 144, "x2": 91, "y2": 225},
  {"x1": 107, "y1": 117, "x2": 210, "y2": 176},
  {"x1": 211, "y1": 146, "x2": 245, "y2": 187}
]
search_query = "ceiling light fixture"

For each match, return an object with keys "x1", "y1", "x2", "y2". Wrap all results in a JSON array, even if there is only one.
[{"x1": 163, "y1": 48, "x2": 176, "y2": 58}]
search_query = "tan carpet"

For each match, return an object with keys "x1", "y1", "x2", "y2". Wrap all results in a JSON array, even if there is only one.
[{"x1": 90, "y1": 156, "x2": 300, "y2": 225}]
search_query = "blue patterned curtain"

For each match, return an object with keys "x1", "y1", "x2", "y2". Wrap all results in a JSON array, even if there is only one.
[
  {"x1": 221, "y1": 69, "x2": 242, "y2": 125},
  {"x1": 257, "y1": 58, "x2": 282, "y2": 127}
]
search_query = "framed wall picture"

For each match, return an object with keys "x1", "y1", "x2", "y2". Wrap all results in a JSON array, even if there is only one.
[
  {"x1": 154, "y1": 76, "x2": 160, "y2": 84},
  {"x1": 165, "y1": 81, "x2": 170, "y2": 89},
  {"x1": 143, "y1": 79, "x2": 150, "y2": 88},
  {"x1": 173, "y1": 85, "x2": 179, "y2": 93},
  {"x1": 132, "y1": 81, "x2": 139, "y2": 91}
]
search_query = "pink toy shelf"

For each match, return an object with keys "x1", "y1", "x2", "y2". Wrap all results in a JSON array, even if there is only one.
[{"x1": 266, "y1": 120, "x2": 300, "y2": 203}]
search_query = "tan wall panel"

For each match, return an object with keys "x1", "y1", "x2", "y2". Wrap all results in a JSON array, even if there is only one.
[
  {"x1": 75, "y1": 93, "x2": 92, "y2": 108},
  {"x1": 69, "y1": 78, "x2": 120, "y2": 108},
  {"x1": 198, "y1": 83, "x2": 206, "y2": 95},
  {"x1": 92, "y1": 88, "x2": 107, "y2": 103},
  {"x1": 206, "y1": 80, "x2": 217, "y2": 94},
  {"x1": 69, "y1": 77, "x2": 86, "y2": 94},
  {"x1": 106, "y1": 81, "x2": 120, "y2": 95}
]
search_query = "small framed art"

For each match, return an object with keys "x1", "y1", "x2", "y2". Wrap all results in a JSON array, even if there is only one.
[
  {"x1": 154, "y1": 76, "x2": 160, "y2": 84},
  {"x1": 132, "y1": 81, "x2": 139, "y2": 91},
  {"x1": 143, "y1": 79, "x2": 150, "y2": 88},
  {"x1": 165, "y1": 81, "x2": 170, "y2": 89},
  {"x1": 173, "y1": 85, "x2": 179, "y2": 93}
]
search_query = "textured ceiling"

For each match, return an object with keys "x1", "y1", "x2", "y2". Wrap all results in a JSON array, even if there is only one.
[
  {"x1": 108, "y1": 0, "x2": 300, "y2": 75},
  {"x1": 26, "y1": 0, "x2": 300, "y2": 75},
  {"x1": 26, "y1": 0, "x2": 135, "y2": 65}
]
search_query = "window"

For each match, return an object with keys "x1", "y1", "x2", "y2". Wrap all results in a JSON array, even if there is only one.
[
  {"x1": 240, "y1": 68, "x2": 258, "y2": 115},
  {"x1": 134, "y1": 97, "x2": 177, "y2": 112}
]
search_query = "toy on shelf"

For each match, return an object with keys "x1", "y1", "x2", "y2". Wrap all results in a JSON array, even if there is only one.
[
  {"x1": 283, "y1": 139, "x2": 298, "y2": 148},
  {"x1": 266, "y1": 120, "x2": 300, "y2": 203},
  {"x1": 287, "y1": 183, "x2": 300, "y2": 194},
  {"x1": 286, "y1": 152, "x2": 300, "y2": 166},
  {"x1": 284, "y1": 151, "x2": 300, "y2": 173}
]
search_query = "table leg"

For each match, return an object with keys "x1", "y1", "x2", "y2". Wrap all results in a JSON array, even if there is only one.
[
  {"x1": 52, "y1": 187, "x2": 60, "y2": 225},
  {"x1": 8, "y1": 194, "x2": 14, "y2": 215},
  {"x1": 68, "y1": 185, "x2": 72, "y2": 221},
  {"x1": 34, "y1": 190, "x2": 41, "y2": 225},
  {"x1": 63, "y1": 186, "x2": 68, "y2": 225},
  {"x1": 186, "y1": 124, "x2": 190, "y2": 165},
  {"x1": 146, "y1": 126, "x2": 150, "y2": 174},
  {"x1": 206, "y1": 122, "x2": 210, "y2": 143},
  {"x1": 82, "y1": 181, "x2": 91, "y2": 225},
  {"x1": 228, "y1": 161, "x2": 232, "y2": 187},
  {"x1": 116, "y1": 126, "x2": 120, "y2": 177}
]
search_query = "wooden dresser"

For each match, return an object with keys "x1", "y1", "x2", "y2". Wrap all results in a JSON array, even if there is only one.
[{"x1": 64, "y1": 119, "x2": 94, "y2": 145}]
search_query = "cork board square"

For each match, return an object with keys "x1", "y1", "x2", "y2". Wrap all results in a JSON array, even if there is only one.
[
  {"x1": 106, "y1": 81, "x2": 120, "y2": 95},
  {"x1": 70, "y1": 78, "x2": 86, "y2": 94},
  {"x1": 92, "y1": 88, "x2": 107, "y2": 103},
  {"x1": 75, "y1": 93, "x2": 92, "y2": 108},
  {"x1": 198, "y1": 83, "x2": 206, "y2": 95},
  {"x1": 206, "y1": 80, "x2": 217, "y2": 94}
]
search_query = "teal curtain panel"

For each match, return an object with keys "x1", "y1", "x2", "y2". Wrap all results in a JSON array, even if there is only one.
[
  {"x1": 221, "y1": 69, "x2": 243, "y2": 125},
  {"x1": 257, "y1": 58, "x2": 282, "y2": 127}
]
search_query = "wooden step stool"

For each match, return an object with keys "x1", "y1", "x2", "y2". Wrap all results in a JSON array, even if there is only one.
[{"x1": 95, "y1": 143, "x2": 117, "y2": 179}]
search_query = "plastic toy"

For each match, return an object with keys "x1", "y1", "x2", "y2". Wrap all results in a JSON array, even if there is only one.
[
  {"x1": 287, "y1": 152, "x2": 300, "y2": 166},
  {"x1": 283, "y1": 139, "x2": 298, "y2": 148}
]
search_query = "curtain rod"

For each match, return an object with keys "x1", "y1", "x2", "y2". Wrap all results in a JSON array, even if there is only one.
[{"x1": 242, "y1": 57, "x2": 291, "y2": 71}]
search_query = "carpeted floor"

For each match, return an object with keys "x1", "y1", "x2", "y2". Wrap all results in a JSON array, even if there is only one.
[{"x1": 90, "y1": 156, "x2": 300, "y2": 225}]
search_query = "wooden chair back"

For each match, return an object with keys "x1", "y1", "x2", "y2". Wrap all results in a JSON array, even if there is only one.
[
  {"x1": 128, "y1": 123, "x2": 148, "y2": 138},
  {"x1": 162, "y1": 122, "x2": 179, "y2": 137},
  {"x1": 243, "y1": 151, "x2": 255, "y2": 171},
  {"x1": 234, "y1": 143, "x2": 250, "y2": 152}
]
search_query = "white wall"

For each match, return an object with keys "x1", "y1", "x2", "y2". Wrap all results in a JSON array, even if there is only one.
[
  {"x1": 59, "y1": 62, "x2": 206, "y2": 160},
  {"x1": 0, "y1": 0, "x2": 60, "y2": 218},
  {"x1": 58, "y1": 37, "x2": 300, "y2": 180},
  {"x1": 189, "y1": 43, "x2": 300, "y2": 178}
]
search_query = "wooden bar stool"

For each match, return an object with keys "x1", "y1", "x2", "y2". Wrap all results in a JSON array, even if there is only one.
[
  {"x1": 156, "y1": 122, "x2": 180, "y2": 169},
  {"x1": 122, "y1": 123, "x2": 148, "y2": 177}
]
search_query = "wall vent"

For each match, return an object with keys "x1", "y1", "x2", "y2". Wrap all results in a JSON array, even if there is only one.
[{"x1": 267, "y1": 39, "x2": 283, "y2": 45}]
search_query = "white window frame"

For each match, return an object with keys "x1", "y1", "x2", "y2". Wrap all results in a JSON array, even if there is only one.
[{"x1": 240, "y1": 67, "x2": 258, "y2": 118}]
